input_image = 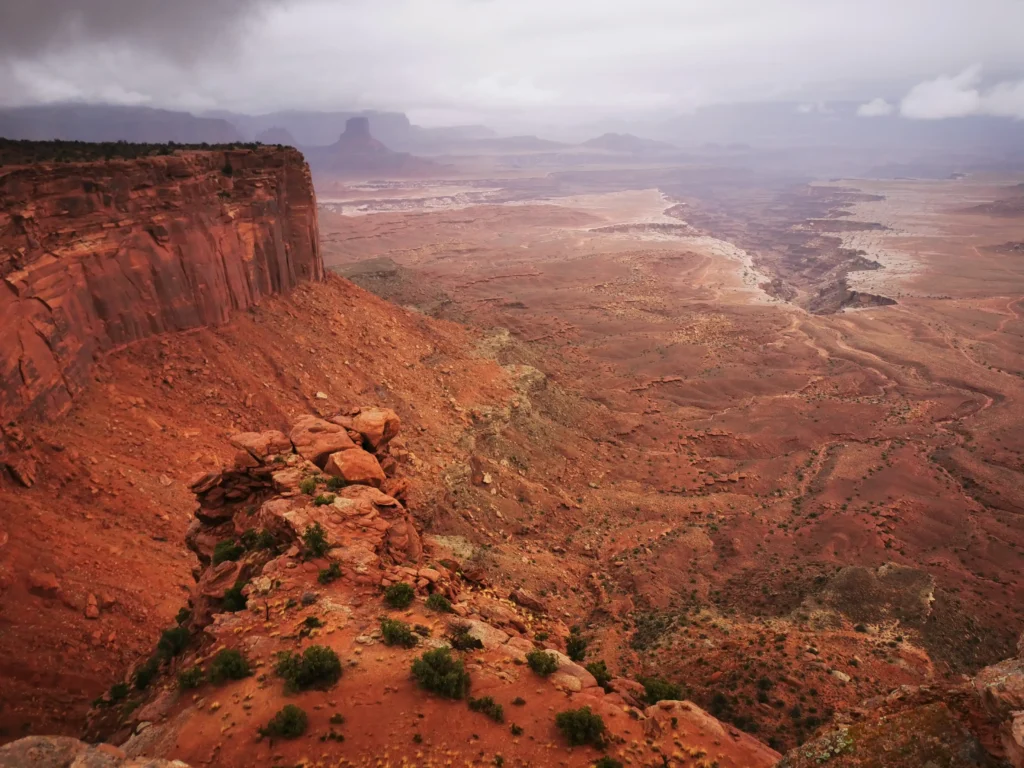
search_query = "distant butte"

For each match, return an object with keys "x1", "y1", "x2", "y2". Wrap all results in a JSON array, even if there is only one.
[{"x1": 305, "y1": 117, "x2": 440, "y2": 178}]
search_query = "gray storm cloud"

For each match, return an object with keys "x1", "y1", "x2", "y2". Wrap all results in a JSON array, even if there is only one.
[
  {"x1": 0, "y1": 0, "x2": 282, "y2": 61},
  {"x1": 2, "y1": 0, "x2": 1024, "y2": 123}
]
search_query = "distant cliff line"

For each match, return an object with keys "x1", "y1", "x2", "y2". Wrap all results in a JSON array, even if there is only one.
[{"x1": 0, "y1": 146, "x2": 322, "y2": 424}]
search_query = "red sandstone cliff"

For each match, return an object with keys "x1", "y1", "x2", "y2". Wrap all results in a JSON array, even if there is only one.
[{"x1": 0, "y1": 147, "x2": 322, "y2": 423}]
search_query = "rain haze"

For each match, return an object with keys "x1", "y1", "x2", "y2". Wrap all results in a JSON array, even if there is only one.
[{"x1": 1, "y1": 0, "x2": 1024, "y2": 128}]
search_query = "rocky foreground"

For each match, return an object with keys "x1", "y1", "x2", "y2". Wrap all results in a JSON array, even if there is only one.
[{"x1": 2, "y1": 408, "x2": 774, "y2": 767}]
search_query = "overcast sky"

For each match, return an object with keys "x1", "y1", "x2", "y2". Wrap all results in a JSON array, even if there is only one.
[{"x1": 2, "y1": 0, "x2": 1024, "y2": 125}]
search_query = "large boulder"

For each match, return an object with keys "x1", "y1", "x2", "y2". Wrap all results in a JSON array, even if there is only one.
[
  {"x1": 351, "y1": 407, "x2": 401, "y2": 450},
  {"x1": 324, "y1": 448, "x2": 386, "y2": 488},
  {"x1": 289, "y1": 415, "x2": 355, "y2": 467},
  {"x1": 975, "y1": 657, "x2": 1024, "y2": 718},
  {"x1": 228, "y1": 430, "x2": 291, "y2": 460}
]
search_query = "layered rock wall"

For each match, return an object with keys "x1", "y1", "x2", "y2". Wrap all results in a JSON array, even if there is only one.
[{"x1": 0, "y1": 148, "x2": 321, "y2": 423}]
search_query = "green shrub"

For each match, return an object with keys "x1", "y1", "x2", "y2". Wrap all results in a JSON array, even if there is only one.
[
  {"x1": 157, "y1": 626, "x2": 190, "y2": 658},
  {"x1": 446, "y1": 622, "x2": 483, "y2": 651},
  {"x1": 425, "y1": 593, "x2": 453, "y2": 613},
  {"x1": 240, "y1": 528, "x2": 277, "y2": 550},
  {"x1": 302, "y1": 523, "x2": 329, "y2": 558},
  {"x1": 109, "y1": 682, "x2": 129, "y2": 702},
  {"x1": 555, "y1": 706, "x2": 606, "y2": 747},
  {"x1": 381, "y1": 618, "x2": 419, "y2": 648},
  {"x1": 512, "y1": 696, "x2": 526, "y2": 706},
  {"x1": 175, "y1": 607, "x2": 192, "y2": 625},
  {"x1": 134, "y1": 656, "x2": 161, "y2": 690},
  {"x1": 469, "y1": 696, "x2": 504, "y2": 722},
  {"x1": 585, "y1": 660, "x2": 612, "y2": 691},
  {"x1": 275, "y1": 645, "x2": 342, "y2": 692},
  {"x1": 213, "y1": 539, "x2": 245, "y2": 565},
  {"x1": 526, "y1": 650, "x2": 558, "y2": 677},
  {"x1": 384, "y1": 582, "x2": 415, "y2": 608},
  {"x1": 566, "y1": 630, "x2": 587, "y2": 662},
  {"x1": 178, "y1": 665, "x2": 204, "y2": 689},
  {"x1": 510, "y1": 724, "x2": 524, "y2": 736},
  {"x1": 313, "y1": 493, "x2": 336, "y2": 507},
  {"x1": 411, "y1": 647, "x2": 471, "y2": 699},
  {"x1": 221, "y1": 581, "x2": 248, "y2": 612},
  {"x1": 641, "y1": 676, "x2": 682, "y2": 704},
  {"x1": 594, "y1": 758, "x2": 623, "y2": 768},
  {"x1": 299, "y1": 477, "x2": 317, "y2": 495},
  {"x1": 326, "y1": 476, "x2": 345, "y2": 490},
  {"x1": 260, "y1": 704, "x2": 307, "y2": 739},
  {"x1": 208, "y1": 649, "x2": 252, "y2": 683},
  {"x1": 318, "y1": 562, "x2": 342, "y2": 584}
]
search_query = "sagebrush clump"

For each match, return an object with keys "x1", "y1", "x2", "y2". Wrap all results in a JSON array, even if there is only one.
[
  {"x1": 425, "y1": 593, "x2": 453, "y2": 613},
  {"x1": 555, "y1": 706, "x2": 606, "y2": 747},
  {"x1": 275, "y1": 645, "x2": 342, "y2": 692},
  {"x1": 209, "y1": 649, "x2": 252, "y2": 683},
  {"x1": 469, "y1": 695, "x2": 504, "y2": 722},
  {"x1": 381, "y1": 617, "x2": 419, "y2": 648},
  {"x1": 527, "y1": 649, "x2": 558, "y2": 676},
  {"x1": 411, "y1": 647, "x2": 471, "y2": 699},
  {"x1": 384, "y1": 582, "x2": 415, "y2": 608},
  {"x1": 260, "y1": 704, "x2": 308, "y2": 739}
]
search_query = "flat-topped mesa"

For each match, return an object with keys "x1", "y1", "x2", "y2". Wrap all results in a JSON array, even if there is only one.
[
  {"x1": 343, "y1": 116, "x2": 372, "y2": 141},
  {"x1": 0, "y1": 146, "x2": 322, "y2": 424}
]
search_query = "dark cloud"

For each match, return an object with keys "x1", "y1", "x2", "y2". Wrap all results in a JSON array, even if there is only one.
[{"x1": 0, "y1": 0, "x2": 282, "y2": 61}]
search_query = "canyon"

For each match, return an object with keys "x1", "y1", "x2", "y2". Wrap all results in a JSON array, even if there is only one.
[{"x1": 0, "y1": 139, "x2": 1023, "y2": 768}]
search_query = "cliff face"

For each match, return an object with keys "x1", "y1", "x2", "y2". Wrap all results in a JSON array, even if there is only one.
[{"x1": 0, "y1": 147, "x2": 321, "y2": 424}]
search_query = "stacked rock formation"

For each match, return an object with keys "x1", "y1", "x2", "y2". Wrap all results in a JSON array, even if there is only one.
[{"x1": 184, "y1": 407, "x2": 423, "y2": 627}]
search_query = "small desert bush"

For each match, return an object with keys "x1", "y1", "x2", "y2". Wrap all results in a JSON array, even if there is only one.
[
  {"x1": 446, "y1": 622, "x2": 484, "y2": 651},
  {"x1": 594, "y1": 758, "x2": 623, "y2": 768},
  {"x1": 313, "y1": 493, "x2": 336, "y2": 507},
  {"x1": 208, "y1": 649, "x2": 252, "y2": 683},
  {"x1": 260, "y1": 704, "x2": 307, "y2": 739},
  {"x1": 381, "y1": 618, "x2": 419, "y2": 648},
  {"x1": 326, "y1": 476, "x2": 345, "y2": 491},
  {"x1": 299, "y1": 477, "x2": 317, "y2": 495},
  {"x1": 133, "y1": 656, "x2": 161, "y2": 690},
  {"x1": 384, "y1": 582, "x2": 415, "y2": 608},
  {"x1": 585, "y1": 660, "x2": 612, "y2": 691},
  {"x1": 178, "y1": 665, "x2": 204, "y2": 690},
  {"x1": 274, "y1": 645, "x2": 342, "y2": 692},
  {"x1": 221, "y1": 581, "x2": 248, "y2": 612},
  {"x1": 555, "y1": 706, "x2": 606, "y2": 747},
  {"x1": 318, "y1": 562, "x2": 341, "y2": 584},
  {"x1": 240, "y1": 528, "x2": 277, "y2": 550},
  {"x1": 566, "y1": 630, "x2": 587, "y2": 662},
  {"x1": 526, "y1": 649, "x2": 558, "y2": 677},
  {"x1": 411, "y1": 647, "x2": 471, "y2": 699},
  {"x1": 641, "y1": 676, "x2": 682, "y2": 704},
  {"x1": 302, "y1": 522, "x2": 330, "y2": 557},
  {"x1": 469, "y1": 695, "x2": 504, "y2": 722},
  {"x1": 157, "y1": 626, "x2": 190, "y2": 658},
  {"x1": 425, "y1": 593, "x2": 453, "y2": 613},
  {"x1": 212, "y1": 539, "x2": 245, "y2": 565}
]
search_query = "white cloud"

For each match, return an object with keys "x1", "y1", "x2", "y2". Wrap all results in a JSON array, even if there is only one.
[
  {"x1": 900, "y1": 65, "x2": 1024, "y2": 119},
  {"x1": 900, "y1": 66, "x2": 983, "y2": 119},
  {"x1": 856, "y1": 97, "x2": 894, "y2": 117}
]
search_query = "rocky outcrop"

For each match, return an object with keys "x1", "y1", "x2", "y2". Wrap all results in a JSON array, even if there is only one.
[
  {"x1": 0, "y1": 147, "x2": 321, "y2": 424},
  {"x1": 184, "y1": 409, "x2": 421, "y2": 628},
  {"x1": 0, "y1": 736, "x2": 189, "y2": 767}
]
